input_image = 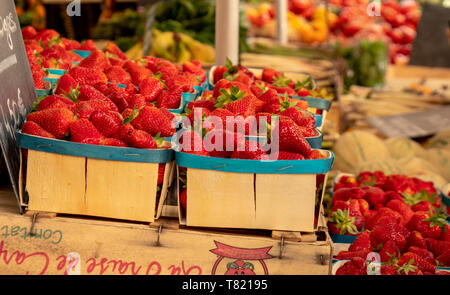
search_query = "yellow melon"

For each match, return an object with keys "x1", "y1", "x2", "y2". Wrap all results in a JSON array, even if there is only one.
[
  {"x1": 423, "y1": 148, "x2": 450, "y2": 182},
  {"x1": 385, "y1": 137, "x2": 425, "y2": 160},
  {"x1": 355, "y1": 159, "x2": 403, "y2": 175},
  {"x1": 333, "y1": 131, "x2": 391, "y2": 174},
  {"x1": 426, "y1": 128, "x2": 450, "y2": 150}
]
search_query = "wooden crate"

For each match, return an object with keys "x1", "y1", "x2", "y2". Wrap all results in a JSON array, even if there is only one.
[
  {"x1": 176, "y1": 150, "x2": 334, "y2": 232},
  {"x1": 18, "y1": 133, "x2": 175, "y2": 223}
]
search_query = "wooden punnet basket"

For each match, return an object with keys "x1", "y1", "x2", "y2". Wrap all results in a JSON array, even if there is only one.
[
  {"x1": 17, "y1": 132, "x2": 175, "y2": 223},
  {"x1": 175, "y1": 150, "x2": 334, "y2": 232}
]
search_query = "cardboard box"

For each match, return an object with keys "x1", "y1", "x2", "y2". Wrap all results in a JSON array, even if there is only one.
[
  {"x1": 176, "y1": 150, "x2": 334, "y2": 232},
  {"x1": 18, "y1": 132, "x2": 175, "y2": 223},
  {"x1": 0, "y1": 189, "x2": 333, "y2": 275}
]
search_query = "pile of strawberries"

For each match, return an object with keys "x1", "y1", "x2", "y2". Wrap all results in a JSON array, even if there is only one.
[{"x1": 330, "y1": 171, "x2": 450, "y2": 275}]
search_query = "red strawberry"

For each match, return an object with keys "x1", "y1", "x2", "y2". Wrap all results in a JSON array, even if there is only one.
[
  {"x1": 426, "y1": 239, "x2": 450, "y2": 257},
  {"x1": 335, "y1": 257, "x2": 367, "y2": 275},
  {"x1": 336, "y1": 250, "x2": 370, "y2": 261},
  {"x1": 21, "y1": 121, "x2": 55, "y2": 139},
  {"x1": 408, "y1": 246, "x2": 436, "y2": 265},
  {"x1": 332, "y1": 187, "x2": 366, "y2": 202},
  {"x1": 384, "y1": 191, "x2": 405, "y2": 203},
  {"x1": 104, "y1": 42, "x2": 128, "y2": 60},
  {"x1": 437, "y1": 249, "x2": 450, "y2": 266},
  {"x1": 139, "y1": 74, "x2": 165, "y2": 102},
  {"x1": 100, "y1": 138, "x2": 127, "y2": 147},
  {"x1": 269, "y1": 150, "x2": 305, "y2": 160},
  {"x1": 349, "y1": 232, "x2": 371, "y2": 252},
  {"x1": 128, "y1": 106, "x2": 175, "y2": 137},
  {"x1": 79, "y1": 50, "x2": 111, "y2": 71},
  {"x1": 78, "y1": 40, "x2": 97, "y2": 52},
  {"x1": 178, "y1": 130, "x2": 210, "y2": 156},
  {"x1": 75, "y1": 100, "x2": 117, "y2": 119},
  {"x1": 273, "y1": 116, "x2": 312, "y2": 156},
  {"x1": 279, "y1": 103, "x2": 316, "y2": 128},
  {"x1": 261, "y1": 68, "x2": 283, "y2": 84},
  {"x1": 366, "y1": 207, "x2": 404, "y2": 230},
  {"x1": 406, "y1": 210, "x2": 446, "y2": 240},
  {"x1": 222, "y1": 95, "x2": 263, "y2": 117},
  {"x1": 157, "y1": 87, "x2": 183, "y2": 109},
  {"x1": 68, "y1": 66, "x2": 108, "y2": 86},
  {"x1": 105, "y1": 66, "x2": 132, "y2": 85},
  {"x1": 363, "y1": 186, "x2": 387, "y2": 208},
  {"x1": 128, "y1": 94, "x2": 147, "y2": 109},
  {"x1": 186, "y1": 100, "x2": 216, "y2": 112},
  {"x1": 182, "y1": 61, "x2": 206, "y2": 83},
  {"x1": 213, "y1": 79, "x2": 252, "y2": 100},
  {"x1": 22, "y1": 26, "x2": 37, "y2": 39},
  {"x1": 115, "y1": 124, "x2": 157, "y2": 149},
  {"x1": 411, "y1": 200, "x2": 432, "y2": 212},
  {"x1": 186, "y1": 107, "x2": 211, "y2": 128},
  {"x1": 69, "y1": 118, "x2": 104, "y2": 143},
  {"x1": 123, "y1": 60, "x2": 152, "y2": 85},
  {"x1": 406, "y1": 231, "x2": 428, "y2": 249},
  {"x1": 157, "y1": 164, "x2": 166, "y2": 186},
  {"x1": 90, "y1": 110, "x2": 123, "y2": 137},
  {"x1": 370, "y1": 221, "x2": 409, "y2": 251},
  {"x1": 26, "y1": 108, "x2": 74, "y2": 139},
  {"x1": 55, "y1": 74, "x2": 78, "y2": 97},
  {"x1": 386, "y1": 199, "x2": 414, "y2": 225},
  {"x1": 36, "y1": 95, "x2": 75, "y2": 111},
  {"x1": 441, "y1": 224, "x2": 450, "y2": 242},
  {"x1": 77, "y1": 86, "x2": 118, "y2": 111},
  {"x1": 230, "y1": 140, "x2": 269, "y2": 160},
  {"x1": 379, "y1": 240, "x2": 401, "y2": 263},
  {"x1": 398, "y1": 252, "x2": 435, "y2": 274},
  {"x1": 333, "y1": 175, "x2": 358, "y2": 191},
  {"x1": 97, "y1": 84, "x2": 130, "y2": 113},
  {"x1": 180, "y1": 189, "x2": 187, "y2": 210},
  {"x1": 159, "y1": 107, "x2": 175, "y2": 122},
  {"x1": 328, "y1": 207, "x2": 359, "y2": 235},
  {"x1": 357, "y1": 199, "x2": 370, "y2": 217},
  {"x1": 381, "y1": 264, "x2": 398, "y2": 275},
  {"x1": 213, "y1": 66, "x2": 227, "y2": 84}
]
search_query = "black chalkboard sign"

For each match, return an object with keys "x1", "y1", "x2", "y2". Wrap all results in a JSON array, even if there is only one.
[
  {"x1": 0, "y1": 0, "x2": 37, "y2": 213},
  {"x1": 409, "y1": 3, "x2": 450, "y2": 68}
]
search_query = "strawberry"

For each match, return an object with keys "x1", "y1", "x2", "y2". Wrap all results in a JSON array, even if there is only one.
[
  {"x1": 90, "y1": 110, "x2": 123, "y2": 137},
  {"x1": 186, "y1": 100, "x2": 216, "y2": 113},
  {"x1": 426, "y1": 239, "x2": 450, "y2": 257},
  {"x1": 157, "y1": 164, "x2": 166, "y2": 186},
  {"x1": 75, "y1": 100, "x2": 117, "y2": 119},
  {"x1": 380, "y1": 264, "x2": 398, "y2": 275},
  {"x1": 406, "y1": 210, "x2": 446, "y2": 240},
  {"x1": 269, "y1": 151, "x2": 305, "y2": 160},
  {"x1": 104, "y1": 42, "x2": 128, "y2": 60},
  {"x1": 335, "y1": 257, "x2": 367, "y2": 275},
  {"x1": 139, "y1": 74, "x2": 165, "y2": 102},
  {"x1": 336, "y1": 250, "x2": 370, "y2": 261},
  {"x1": 61, "y1": 38, "x2": 81, "y2": 50},
  {"x1": 26, "y1": 108, "x2": 74, "y2": 139},
  {"x1": 273, "y1": 116, "x2": 312, "y2": 156},
  {"x1": 213, "y1": 66, "x2": 227, "y2": 84},
  {"x1": 178, "y1": 130, "x2": 210, "y2": 156},
  {"x1": 77, "y1": 85, "x2": 118, "y2": 111},
  {"x1": 328, "y1": 208, "x2": 359, "y2": 235},
  {"x1": 100, "y1": 138, "x2": 127, "y2": 147},
  {"x1": 279, "y1": 105, "x2": 316, "y2": 129},
  {"x1": 180, "y1": 188, "x2": 187, "y2": 210},
  {"x1": 221, "y1": 95, "x2": 263, "y2": 117},
  {"x1": 127, "y1": 106, "x2": 175, "y2": 137},
  {"x1": 186, "y1": 107, "x2": 211, "y2": 128},
  {"x1": 78, "y1": 40, "x2": 97, "y2": 52},
  {"x1": 125, "y1": 84, "x2": 138, "y2": 95},
  {"x1": 105, "y1": 66, "x2": 132, "y2": 85},
  {"x1": 79, "y1": 50, "x2": 110, "y2": 71},
  {"x1": 306, "y1": 150, "x2": 327, "y2": 159},
  {"x1": 206, "y1": 108, "x2": 235, "y2": 131},
  {"x1": 332, "y1": 187, "x2": 366, "y2": 202},
  {"x1": 157, "y1": 87, "x2": 183, "y2": 109},
  {"x1": 159, "y1": 107, "x2": 175, "y2": 122},
  {"x1": 386, "y1": 199, "x2": 414, "y2": 225},
  {"x1": 204, "y1": 129, "x2": 245, "y2": 158},
  {"x1": 261, "y1": 68, "x2": 283, "y2": 84},
  {"x1": 370, "y1": 221, "x2": 409, "y2": 251},
  {"x1": 213, "y1": 79, "x2": 252, "y2": 100},
  {"x1": 333, "y1": 175, "x2": 358, "y2": 191},
  {"x1": 437, "y1": 249, "x2": 450, "y2": 266},
  {"x1": 68, "y1": 66, "x2": 108, "y2": 86},
  {"x1": 115, "y1": 123, "x2": 158, "y2": 149},
  {"x1": 21, "y1": 121, "x2": 55, "y2": 139},
  {"x1": 366, "y1": 207, "x2": 404, "y2": 230},
  {"x1": 406, "y1": 231, "x2": 428, "y2": 249},
  {"x1": 69, "y1": 118, "x2": 104, "y2": 143},
  {"x1": 55, "y1": 74, "x2": 78, "y2": 97},
  {"x1": 441, "y1": 224, "x2": 450, "y2": 241},
  {"x1": 384, "y1": 191, "x2": 405, "y2": 203},
  {"x1": 36, "y1": 95, "x2": 75, "y2": 111},
  {"x1": 182, "y1": 61, "x2": 206, "y2": 83},
  {"x1": 128, "y1": 94, "x2": 147, "y2": 109},
  {"x1": 411, "y1": 201, "x2": 432, "y2": 212},
  {"x1": 379, "y1": 240, "x2": 401, "y2": 263},
  {"x1": 357, "y1": 199, "x2": 370, "y2": 217},
  {"x1": 123, "y1": 60, "x2": 152, "y2": 85},
  {"x1": 398, "y1": 252, "x2": 435, "y2": 274},
  {"x1": 22, "y1": 26, "x2": 37, "y2": 40},
  {"x1": 230, "y1": 140, "x2": 268, "y2": 160},
  {"x1": 363, "y1": 186, "x2": 387, "y2": 208},
  {"x1": 396, "y1": 255, "x2": 422, "y2": 275},
  {"x1": 408, "y1": 246, "x2": 436, "y2": 265},
  {"x1": 349, "y1": 232, "x2": 371, "y2": 252},
  {"x1": 97, "y1": 84, "x2": 131, "y2": 112}
]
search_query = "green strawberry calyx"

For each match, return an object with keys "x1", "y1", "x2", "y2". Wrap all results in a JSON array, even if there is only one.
[
  {"x1": 330, "y1": 209, "x2": 358, "y2": 235},
  {"x1": 152, "y1": 72, "x2": 167, "y2": 89},
  {"x1": 215, "y1": 86, "x2": 246, "y2": 108},
  {"x1": 122, "y1": 106, "x2": 144, "y2": 125},
  {"x1": 294, "y1": 76, "x2": 314, "y2": 92},
  {"x1": 60, "y1": 84, "x2": 80, "y2": 103},
  {"x1": 396, "y1": 259, "x2": 418, "y2": 275},
  {"x1": 153, "y1": 132, "x2": 165, "y2": 149},
  {"x1": 278, "y1": 92, "x2": 298, "y2": 112},
  {"x1": 423, "y1": 209, "x2": 447, "y2": 231},
  {"x1": 402, "y1": 190, "x2": 437, "y2": 206},
  {"x1": 271, "y1": 74, "x2": 291, "y2": 88}
]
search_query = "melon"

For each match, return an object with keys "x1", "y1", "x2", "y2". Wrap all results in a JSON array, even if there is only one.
[
  {"x1": 426, "y1": 128, "x2": 450, "y2": 150},
  {"x1": 385, "y1": 137, "x2": 425, "y2": 160},
  {"x1": 396, "y1": 157, "x2": 442, "y2": 177},
  {"x1": 355, "y1": 159, "x2": 403, "y2": 175},
  {"x1": 333, "y1": 131, "x2": 391, "y2": 174},
  {"x1": 423, "y1": 148, "x2": 450, "y2": 181}
]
